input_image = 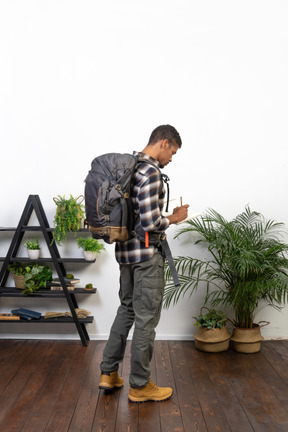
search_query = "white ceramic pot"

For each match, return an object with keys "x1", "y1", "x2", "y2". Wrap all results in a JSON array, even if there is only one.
[
  {"x1": 83, "y1": 251, "x2": 97, "y2": 261},
  {"x1": 27, "y1": 249, "x2": 40, "y2": 259}
]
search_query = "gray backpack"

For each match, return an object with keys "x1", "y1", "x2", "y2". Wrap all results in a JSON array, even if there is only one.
[{"x1": 84, "y1": 153, "x2": 169, "y2": 244}]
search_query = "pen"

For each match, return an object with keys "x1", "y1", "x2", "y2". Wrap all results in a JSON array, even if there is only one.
[{"x1": 180, "y1": 197, "x2": 182, "y2": 206}]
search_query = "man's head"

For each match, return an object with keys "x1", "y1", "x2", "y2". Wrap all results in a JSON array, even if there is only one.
[
  {"x1": 147, "y1": 124, "x2": 182, "y2": 149},
  {"x1": 145, "y1": 124, "x2": 182, "y2": 168}
]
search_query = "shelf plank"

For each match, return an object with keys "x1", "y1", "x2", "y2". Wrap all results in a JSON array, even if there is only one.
[
  {"x1": 0, "y1": 316, "x2": 94, "y2": 323},
  {"x1": 0, "y1": 227, "x2": 91, "y2": 232},
  {"x1": 0, "y1": 287, "x2": 97, "y2": 297},
  {"x1": 0, "y1": 257, "x2": 96, "y2": 263}
]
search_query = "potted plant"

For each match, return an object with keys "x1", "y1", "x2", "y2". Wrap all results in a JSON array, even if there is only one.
[
  {"x1": 84, "y1": 283, "x2": 94, "y2": 291},
  {"x1": 164, "y1": 207, "x2": 288, "y2": 353},
  {"x1": 8, "y1": 262, "x2": 26, "y2": 289},
  {"x1": 193, "y1": 307, "x2": 230, "y2": 352},
  {"x1": 52, "y1": 195, "x2": 85, "y2": 245},
  {"x1": 23, "y1": 263, "x2": 53, "y2": 296},
  {"x1": 25, "y1": 239, "x2": 40, "y2": 259},
  {"x1": 76, "y1": 237, "x2": 105, "y2": 261},
  {"x1": 8, "y1": 262, "x2": 53, "y2": 295}
]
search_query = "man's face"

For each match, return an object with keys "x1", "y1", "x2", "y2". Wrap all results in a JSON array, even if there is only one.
[{"x1": 158, "y1": 141, "x2": 179, "y2": 168}]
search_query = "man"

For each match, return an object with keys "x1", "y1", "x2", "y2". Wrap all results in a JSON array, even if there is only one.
[{"x1": 99, "y1": 125, "x2": 189, "y2": 402}]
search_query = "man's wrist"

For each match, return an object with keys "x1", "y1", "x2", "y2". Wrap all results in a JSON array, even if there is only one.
[{"x1": 167, "y1": 214, "x2": 177, "y2": 225}]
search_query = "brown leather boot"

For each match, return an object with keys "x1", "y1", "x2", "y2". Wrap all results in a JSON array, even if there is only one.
[
  {"x1": 99, "y1": 371, "x2": 124, "y2": 390},
  {"x1": 128, "y1": 379, "x2": 172, "y2": 402}
]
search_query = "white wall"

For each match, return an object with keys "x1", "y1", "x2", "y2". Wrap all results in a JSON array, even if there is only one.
[{"x1": 0, "y1": 0, "x2": 288, "y2": 340}]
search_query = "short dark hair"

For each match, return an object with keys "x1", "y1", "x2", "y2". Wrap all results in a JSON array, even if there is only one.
[{"x1": 147, "y1": 124, "x2": 182, "y2": 148}]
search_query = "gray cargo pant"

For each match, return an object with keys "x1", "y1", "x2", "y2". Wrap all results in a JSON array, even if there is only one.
[{"x1": 100, "y1": 253, "x2": 165, "y2": 388}]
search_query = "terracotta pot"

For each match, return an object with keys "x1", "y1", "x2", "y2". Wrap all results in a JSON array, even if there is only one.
[{"x1": 194, "y1": 326, "x2": 231, "y2": 353}]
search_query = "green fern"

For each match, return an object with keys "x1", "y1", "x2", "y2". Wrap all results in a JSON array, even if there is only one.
[{"x1": 52, "y1": 195, "x2": 85, "y2": 245}]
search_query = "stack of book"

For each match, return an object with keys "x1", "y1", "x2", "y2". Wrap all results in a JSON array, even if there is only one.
[{"x1": 50, "y1": 277, "x2": 80, "y2": 291}]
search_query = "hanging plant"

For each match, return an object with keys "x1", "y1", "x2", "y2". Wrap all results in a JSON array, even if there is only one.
[{"x1": 52, "y1": 195, "x2": 85, "y2": 245}]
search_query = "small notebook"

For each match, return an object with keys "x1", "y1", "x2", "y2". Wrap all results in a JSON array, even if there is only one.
[{"x1": 11, "y1": 308, "x2": 41, "y2": 320}]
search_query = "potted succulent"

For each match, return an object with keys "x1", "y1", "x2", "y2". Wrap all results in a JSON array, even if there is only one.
[
  {"x1": 193, "y1": 307, "x2": 230, "y2": 352},
  {"x1": 25, "y1": 239, "x2": 40, "y2": 259},
  {"x1": 8, "y1": 262, "x2": 53, "y2": 295},
  {"x1": 76, "y1": 237, "x2": 105, "y2": 261},
  {"x1": 164, "y1": 207, "x2": 288, "y2": 353},
  {"x1": 84, "y1": 283, "x2": 95, "y2": 291},
  {"x1": 52, "y1": 195, "x2": 85, "y2": 245}
]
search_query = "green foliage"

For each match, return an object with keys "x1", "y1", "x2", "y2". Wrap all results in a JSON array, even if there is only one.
[
  {"x1": 85, "y1": 283, "x2": 93, "y2": 289},
  {"x1": 76, "y1": 237, "x2": 105, "y2": 253},
  {"x1": 193, "y1": 308, "x2": 227, "y2": 329},
  {"x1": 25, "y1": 239, "x2": 40, "y2": 250},
  {"x1": 164, "y1": 207, "x2": 288, "y2": 328},
  {"x1": 52, "y1": 195, "x2": 85, "y2": 245},
  {"x1": 8, "y1": 262, "x2": 26, "y2": 276},
  {"x1": 9, "y1": 262, "x2": 53, "y2": 296},
  {"x1": 23, "y1": 264, "x2": 53, "y2": 296}
]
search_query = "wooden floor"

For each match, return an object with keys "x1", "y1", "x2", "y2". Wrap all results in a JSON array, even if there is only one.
[{"x1": 1, "y1": 340, "x2": 288, "y2": 432}]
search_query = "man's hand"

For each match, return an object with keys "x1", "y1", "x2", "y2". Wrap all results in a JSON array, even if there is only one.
[{"x1": 167, "y1": 204, "x2": 190, "y2": 225}]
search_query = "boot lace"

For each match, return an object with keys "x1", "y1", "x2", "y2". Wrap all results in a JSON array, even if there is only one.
[{"x1": 149, "y1": 379, "x2": 160, "y2": 391}]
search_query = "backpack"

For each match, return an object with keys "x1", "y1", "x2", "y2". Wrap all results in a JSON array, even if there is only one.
[{"x1": 84, "y1": 153, "x2": 170, "y2": 244}]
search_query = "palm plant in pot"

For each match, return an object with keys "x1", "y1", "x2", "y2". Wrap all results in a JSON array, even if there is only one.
[
  {"x1": 76, "y1": 237, "x2": 105, "y2": 261},
  {"x1": 164, "y1": 207, "x2": 288, "y2": 353}
]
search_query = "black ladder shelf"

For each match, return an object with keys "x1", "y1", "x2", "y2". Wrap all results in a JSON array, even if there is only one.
[{"x1": 0, "y1": 194, "x2": 96, "y2": 346}]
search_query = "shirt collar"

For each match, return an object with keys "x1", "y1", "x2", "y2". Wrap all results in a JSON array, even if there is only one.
[{"x1": 133, "y1": 151, "x2": 161, "y2": 169}]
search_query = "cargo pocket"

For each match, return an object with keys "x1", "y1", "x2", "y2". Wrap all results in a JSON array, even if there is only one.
[{"x1": 140, "y1": 257, "x2": 165, "y2": 315}]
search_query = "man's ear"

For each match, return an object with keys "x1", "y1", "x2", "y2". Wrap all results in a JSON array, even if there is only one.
[{"x1": 160, "y1": 139, "x2": 169, "y2": 149}]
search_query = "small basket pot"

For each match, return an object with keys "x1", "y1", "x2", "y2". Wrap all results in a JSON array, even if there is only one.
[
  {"x1": 194, "y1": 326, "x2": 231, "y2": 353},
  {"x1": 13, "y1": 274, "x2": 25, "y2": 289},
  {"x1": 231, "y1": 322, "x2": 269, "y2": 353}
]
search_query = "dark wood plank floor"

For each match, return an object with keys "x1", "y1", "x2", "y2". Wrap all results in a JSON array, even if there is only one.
[{"x1": 1, "y1": 339, "x2": 288, "y2": 431}]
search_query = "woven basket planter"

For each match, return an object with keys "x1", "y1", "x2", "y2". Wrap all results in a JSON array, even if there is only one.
[
  {"x1": 231, "y1": 323, "x2": 268, "y2": 353},
  {"x1": 194, "y1": 326, "x2": 231, "y2": 353},
  {"x1": 13, "y1": 274, "x2": 25, "y2": 289}
]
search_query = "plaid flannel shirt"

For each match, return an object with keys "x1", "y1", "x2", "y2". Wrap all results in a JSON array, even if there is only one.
[{"x1": 115, "y1": 151, "x2": 169, "y2": 264}]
